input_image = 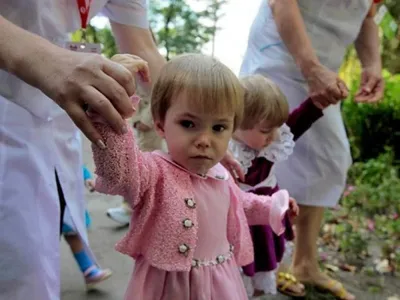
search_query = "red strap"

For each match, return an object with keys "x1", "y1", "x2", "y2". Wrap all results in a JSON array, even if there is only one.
[{"x1": 76, "y1": 0, "x2": 91, "y2": 29}]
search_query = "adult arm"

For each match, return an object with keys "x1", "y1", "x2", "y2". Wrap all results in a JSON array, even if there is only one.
[
  {"x1": 269, "y1": 0, "x2": 348, "y2": 108},
  {"x1": 0, "y1": 16, "x2": 136, "y2": 147},
  {"x1": 354, "y1": 4, "x2": 384, "y2": 102}
]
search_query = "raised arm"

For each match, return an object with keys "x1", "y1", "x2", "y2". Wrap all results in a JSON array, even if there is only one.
[
  {"x1": 286, "y1": 98, "x2": 323, "y2": 141},
  {"x1": 230, "y1": 179, "x2": 290, "y2": 235},
  {"x1": 91, "y1": 115, "x2": 159, "y2": 207}
]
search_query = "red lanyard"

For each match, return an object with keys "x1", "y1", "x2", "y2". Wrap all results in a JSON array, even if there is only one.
[{"x1": 76, "y1": 0, "x2": 92, "y2": 29}]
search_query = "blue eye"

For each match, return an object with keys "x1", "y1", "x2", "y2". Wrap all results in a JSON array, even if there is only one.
[{"x1": 180, "y1": 120, "x2": 195, "y2": 128}]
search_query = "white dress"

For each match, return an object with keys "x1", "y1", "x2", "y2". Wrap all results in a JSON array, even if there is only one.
[
  {"x1": 0, "y1": 1, "x2": 148, "y2": 299},
  {"x1": 239, "y1": 0, "x2": 371, "y2": 207}
]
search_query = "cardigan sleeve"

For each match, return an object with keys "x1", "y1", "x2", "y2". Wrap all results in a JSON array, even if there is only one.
[
  {"x1": 90, "y1": 114, "x2": 160, "y2": 208},
  {"x1": 230, "y1": 179, "x2": 290, "y2": 235},
  {"x1": 286, "y1": 98, "x2": 324, "y2": 141}
]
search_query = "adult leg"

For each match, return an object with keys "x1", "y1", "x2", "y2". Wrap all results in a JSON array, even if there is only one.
[{"x1": 292, "y1": 205, "x2": 355, "y2": 300}]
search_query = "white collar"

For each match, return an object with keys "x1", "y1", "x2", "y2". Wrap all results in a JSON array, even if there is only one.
[{"x1": 229, "y1": 124, "x2": 295, "y2": 175}]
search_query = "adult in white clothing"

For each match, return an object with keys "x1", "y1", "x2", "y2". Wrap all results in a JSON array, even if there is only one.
[
  {"x1": 239, "y1": 1, "x2": 384, "y2": 299},
  {"x1": 0, "y1": 1, "x2": 165, "y2": 299}
]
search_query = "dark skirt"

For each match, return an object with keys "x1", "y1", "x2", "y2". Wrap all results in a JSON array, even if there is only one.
[{"x1": 242, "y1": 185, "x2": 295, "y2": 276}]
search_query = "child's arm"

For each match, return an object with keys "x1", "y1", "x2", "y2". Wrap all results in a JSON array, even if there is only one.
[
  {"x1": 90, "y1": 55, "x2": 158, "y2": 207},
  {"x1": 286, "y1": 97, "x2": 324, "y2": 141},
  {"x1": 229, "y1": 179, "x2": 291, "y2": 235},
  {"x1": 91, "y1": 117, "x2": 159, "y2": 207}
]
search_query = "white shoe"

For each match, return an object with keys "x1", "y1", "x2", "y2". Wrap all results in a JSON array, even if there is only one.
[{"x1": 106, "y1": 206, "x2": 131, "y2": 225}]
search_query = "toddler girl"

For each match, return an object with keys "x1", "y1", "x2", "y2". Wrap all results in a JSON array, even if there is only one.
[
  {"x1": 90, "y1": 54, "x2": 298, "y2": 300},
  {"x1": 230, "y1": 74, "x2": 326, "y2": 297}
]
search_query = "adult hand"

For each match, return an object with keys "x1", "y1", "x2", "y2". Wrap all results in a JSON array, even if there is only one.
[
  {"x1": 221, "y1": 150, "x2": 245, "y2": 183},
  {"x1": 39, "y1": 50, "x2": 149, "y2": 149},
  {"x1": 304, "y1": 63, "x2": 349, "y2": 109},
  {"x1": 354, "y1": 65, "x2": 384, "y2": 103}
]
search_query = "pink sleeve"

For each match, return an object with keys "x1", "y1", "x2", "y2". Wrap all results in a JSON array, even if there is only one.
[
  {"x1": 230, "y1": 179, "x2": 289, "y2": 235},
  {"x1": 91, "y1": 120, "x2": 159, "y2": 208}
]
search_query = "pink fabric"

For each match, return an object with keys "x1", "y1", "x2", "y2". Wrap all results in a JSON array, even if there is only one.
[
  {"x1": 191, "y1": 178, "x2": 230, "y2": 258},
  {"x1": 125, "y1": 257, "x2": 247, "y2": 300},
  {"x1": 124, "y1": 176, "x2": 247, "y2": 299},
  {"x1": 91, "y1": 121, "x2": 290, "y2": 271}
]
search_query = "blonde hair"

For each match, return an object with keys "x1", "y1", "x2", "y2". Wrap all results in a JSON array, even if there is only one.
[
  {"x1": 239, "y1": 74, "x2": 289, "y2": 130},
  {"x1": 151, "y1": 54, "x2": 244, "y2": 129}
]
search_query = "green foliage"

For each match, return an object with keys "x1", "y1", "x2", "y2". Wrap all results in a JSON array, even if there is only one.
[
  {"x1": 342, "y1": 70, "x2": 400, "y2": 163},
  {"x1": 149, "y1": 0, "x2": 226, "y2": 60},
  {"x1": 70, "y1": 25, "x2": 117, "y2": 58},
  {"x1": 72, "y1": 1, "x2": 226, "y2": 60},
  {"x1": 331, "y1": 151, "x2": 400, "y2": 270},
  {"x1": 381, "y1": 1, "x2": 400, "y2": 73}
]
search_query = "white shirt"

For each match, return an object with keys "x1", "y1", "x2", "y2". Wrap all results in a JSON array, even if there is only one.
[{"x1": 0, "y1": 0, "x2": 148, "y2": 119}]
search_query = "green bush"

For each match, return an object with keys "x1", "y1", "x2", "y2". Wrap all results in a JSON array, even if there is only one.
[
  {"x1": 342, "y1": 70, "x2": 400, "y2": 163},
  {"x1": 336, "y1": 151, "x2": 400, "y2": 270}
]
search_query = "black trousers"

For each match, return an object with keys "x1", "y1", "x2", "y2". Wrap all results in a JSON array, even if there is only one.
[{"x1": 55, "y1": 170, "x2": 66, "y2": 236}]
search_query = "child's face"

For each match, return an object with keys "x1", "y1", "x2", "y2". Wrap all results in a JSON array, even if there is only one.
[
  {"x1": 234, "y1": 121, "x2": 279, "y2": 151},
  {"x1": 154, "y1": 94, "x2": 235, "y2": 175}
]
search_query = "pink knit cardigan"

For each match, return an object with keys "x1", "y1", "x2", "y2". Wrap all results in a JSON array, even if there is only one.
[{"x1": 91, "y1": 122, "x2": 289, "y2": 272}]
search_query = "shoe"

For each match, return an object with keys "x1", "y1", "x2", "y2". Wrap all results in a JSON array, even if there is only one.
[
  {"x1": 313, "y1": 279, "x2": 355, "y2": 300},
  {"x1": 277, "y1": 272, "x2": 306, "y2": 298},
  {"x1": 106, "y1": 206, "x2": 131, "y2": 225},
  {"x1": 84, "y1": 266, "x2": 113, "y2": 290}
]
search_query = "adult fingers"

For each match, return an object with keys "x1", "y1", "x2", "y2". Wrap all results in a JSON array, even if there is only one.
[
  {"x1": 363, "y1": 80, "x2": 385, "y2": 103},
  {"x1": 64, "y1": 101, "x2": 106, "y2": 149},
  {"x1": 327, "y1": 83, "x2": 344, "y2": 102},
  {"x1": 361, "y1": 76, "x2": 378, "y2": 94},
  {"x1": 95, "y1": 71, "x2": 135, "y2": 119},
  {"x1": 337, "y1": 79, "x2": 349, "y2": 99},
  {"x1": 367, "y1": 80, "x2": 385, "y2": 103},
  {"x1": 81, "y1": 86, "x2": 127, "y2": 134}
]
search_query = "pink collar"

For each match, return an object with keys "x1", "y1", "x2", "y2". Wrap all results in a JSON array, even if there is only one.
[{"x1": 153, "y1": 150, "x2": 229, "y2": 181}]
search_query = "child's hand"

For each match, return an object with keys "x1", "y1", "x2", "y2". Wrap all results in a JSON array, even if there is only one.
[
  {"x1": 288, "y1": 197, "x2": 299, "y2": 223},
  {"x1": 110, "y1": 54, "x2": 151, "y2": 84},
  {"x1": 85, "y1": 179, "x2": 96, "y2": 192},
  {"x1": 220, "y1": 150, "x2": 245, "y2": 183},
  {"x1": 134, "y1": 121, "x2": 152, "y2": 132}
]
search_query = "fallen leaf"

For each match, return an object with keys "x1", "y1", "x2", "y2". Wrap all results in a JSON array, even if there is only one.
[
  {"x1": 339, "y1": 263, "x2": 357, "y2": 273},
  {"x1": 367, "y1": 219, "x2": 375, "y2": 232},
  {"x1": 325, "y1": 264, "x2": 339, "y2": 272},
  {"x1": 375, "y1": 259, "x2": 391, "y2": 274}
]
